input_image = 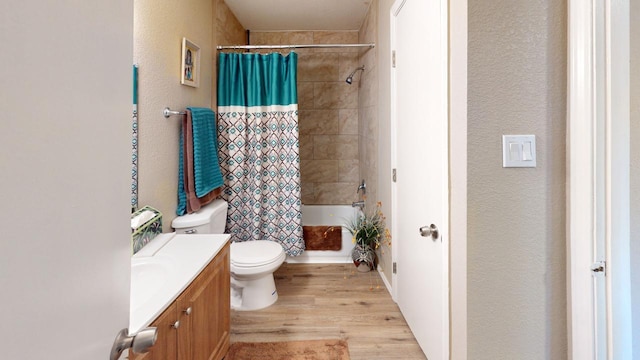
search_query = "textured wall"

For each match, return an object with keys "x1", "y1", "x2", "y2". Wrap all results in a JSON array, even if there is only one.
[
  {"x1": 359, "y1": 2, "x2": 378, "y2": 209},
  {"x1": 376, "y1": 0, "x2": 394, "y2": 288},
  {"x1": 631, "y1": 0, "x2": 640, "y2": 356},
  {"x1": 134, "y1": 0, "x2": 214, "y2": 230},
  {"x1": 249, "y1": 31, "x2": 361, "y2": 205},
  {"x1": 356, "y1": 0, "x2": 391, "y2": 282},
  {"x1": 468, "y1": 1, "x2": 567, "y2": 359}
]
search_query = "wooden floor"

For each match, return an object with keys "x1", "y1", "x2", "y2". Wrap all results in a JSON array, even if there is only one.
[{"x1": 230, "y1": 263, "x2": 427, "y2": 360}]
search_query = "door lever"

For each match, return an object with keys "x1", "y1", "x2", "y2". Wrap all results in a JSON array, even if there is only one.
[
  {"x1": 110, "y1": 327, "x2": 157, "y2": 360},
  {"x1": 419, "y1": 224, "x2": 439, "y2": 240}
]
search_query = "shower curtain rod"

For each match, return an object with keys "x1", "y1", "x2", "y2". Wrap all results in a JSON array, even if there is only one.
[{"x1": 216, "y1": 43, "x2": 375, "y2": 50}]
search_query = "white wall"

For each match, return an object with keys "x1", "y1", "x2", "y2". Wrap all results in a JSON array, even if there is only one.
[
  {"x1": 468, "y1": 1, "x2": 567, "y2": 359},
  {"x1": 134, "y1": 0, "x2": 214, "y2": 229},
  {"x1": 630, "y1": 0, "x2": 640, "y2": 357},
  {"x1": 0, "y1": 1, "x2": 133, "y2": 358},
  {"x1": 376, "y1": 0, "x2": 394, "y2": 287}
]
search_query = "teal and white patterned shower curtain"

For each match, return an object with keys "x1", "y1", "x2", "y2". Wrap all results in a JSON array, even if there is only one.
[{"x1": 217, "y1": 52, "x2": 303, "y2": 256}]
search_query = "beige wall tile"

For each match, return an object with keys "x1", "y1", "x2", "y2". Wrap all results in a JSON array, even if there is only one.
[
  {"x1": 314, "y1": 135, "x2": 359, "y2": 160},
  {"x1": 249, "y1": 32, "x2": 265, "y2": 45},
  {"x1": 301, "y1": 159, "x2": 338, "y2": 183},
  {"x1": 313, "y1": 31, "x2": 359, "y2": 44},
  {"x1": 339, "y1": 52, "x2": 362, "y2": 82},
  {"x1": 360, "y1": 49, "x2": 376, "y2": 79},
  {"x1": 299, "y1": 134, "x2": 314, "y2": 160},
  {"x1": 358, "y1": 68, "x2": 378, "y2": 108},
  {"x1": 313, "y1": 31, "x2": 359, "y2": 53},
  {"x1": 359, "y1": 0, "x2": 377, "y2": 44},
  {"x1": 283, "y1": 31, "x2": 313, "y2": 45},
  {"x1": 314, "y1": 82, "x2": 358, "y2": 109},
  {"x1": 262, "y1": 32, "x2": 286, "y2": 45},
  {"x1": 338, "y1": 160, "x2": 360, "y2": 182},
  {"x1": 297, "y1": 82, "x2": 314, "y2": 110},
  {"x1": 339, "y1": 109, "x2": 358, "y2": 135},
  {"x1": 217, "y1": 0, "x2": 245, "y2": 45},
  {"x1": 298, "y1": 53, "x2": 340, "y2": 82},
  {"x1": 361, "y1": 105, "x2": 378, "y2": 139},
  {"x1": 301, "y1": 182, "x2": 315, "y2": 204},
  {"x1": 314, "y1": 182, "x2": 360, "y2": 204},
  {"x1": 299, "y1": 110, "x2": 339, "y2": 135}
]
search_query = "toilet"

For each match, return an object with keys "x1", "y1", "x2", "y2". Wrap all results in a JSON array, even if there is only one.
[{"x1": 171, "y1": 199, "x2": 286, "y2": 311}]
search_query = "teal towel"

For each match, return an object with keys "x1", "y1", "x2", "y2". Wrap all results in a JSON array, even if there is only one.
[
  {"x1": 189, "y1": 107, "x2": 224, "y2": 197},
  {"x1": 176, "y1": 107, "x2": 224, "y2": 216},
  {"x1": 177, "y1": 129, "x2": 187, "y2": 216}
]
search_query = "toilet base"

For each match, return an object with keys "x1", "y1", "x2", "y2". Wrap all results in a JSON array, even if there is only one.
[{"x1": 230, "y1": 273, "x2": 279, "y2": 311}]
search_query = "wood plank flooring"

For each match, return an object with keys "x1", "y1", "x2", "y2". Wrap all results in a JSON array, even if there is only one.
[{"x1": 230, "y1": 263, "x2": 427, "y2": 360}]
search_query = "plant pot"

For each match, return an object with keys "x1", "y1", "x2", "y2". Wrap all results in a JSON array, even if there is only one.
[{"x1": 351, "y1": 244, "x2": 376, "y2": 272}]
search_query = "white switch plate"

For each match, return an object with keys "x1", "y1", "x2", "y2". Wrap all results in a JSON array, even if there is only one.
[{"x1": 502, "y1": 135, "x2": 536, "y2": 168}]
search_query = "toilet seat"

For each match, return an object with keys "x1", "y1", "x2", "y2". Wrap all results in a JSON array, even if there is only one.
[{"x1": 231, "y1": 240, "x2": 284, "y2": 268}]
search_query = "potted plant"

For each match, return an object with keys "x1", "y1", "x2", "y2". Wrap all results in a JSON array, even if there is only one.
[{"x1": 344, "y1": 202, "x2": 391, "y2": 272}]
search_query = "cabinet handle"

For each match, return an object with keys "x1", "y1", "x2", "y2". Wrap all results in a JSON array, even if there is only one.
[
  {"x1": 183, "y1": 307, "x2": 192, "y2": 316},
  {"x1": 171, "y1": 320, "x2": 180, "y2": 329}
]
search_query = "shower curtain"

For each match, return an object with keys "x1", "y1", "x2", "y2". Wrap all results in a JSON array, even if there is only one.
[{"x1": 217, "y1": 52, "x2": 303, "y2": 256}]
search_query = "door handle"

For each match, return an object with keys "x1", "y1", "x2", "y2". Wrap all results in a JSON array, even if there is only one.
[
  {"x1": 110, "y1": 327, "x2": 157, "y2": 360},
  {"x1": 419, "y1": 224, "x2": 439, "y2": 240}
]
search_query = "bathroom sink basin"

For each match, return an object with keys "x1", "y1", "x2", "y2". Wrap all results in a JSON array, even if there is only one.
[{"x1": 130, "y1": 257, "x2": 174, "y2": 311}]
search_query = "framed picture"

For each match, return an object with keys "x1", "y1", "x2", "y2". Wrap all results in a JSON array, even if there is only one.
[{"x1": 181, "y1": 38, "x2": 200, "y2": 87}]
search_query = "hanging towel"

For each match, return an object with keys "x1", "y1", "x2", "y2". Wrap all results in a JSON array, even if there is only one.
[
  {"x1": 189, "y1": 107, "x2": 224, "y2": 197},
  {"x1": 183, "y1": 110, "x2": 222, "y2": 213},
  {"x1": 176, "y1": 107, "x2": 224, "y2": 216}
]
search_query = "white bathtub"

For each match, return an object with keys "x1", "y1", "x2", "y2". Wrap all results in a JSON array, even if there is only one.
[{"x1": 287, "y1": 205, "x2": 358, "y2": 263}]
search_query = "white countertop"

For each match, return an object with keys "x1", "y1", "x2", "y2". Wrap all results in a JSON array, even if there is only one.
[{"x1": 129, "y1": 232, "x2": 230, "y2": 334}]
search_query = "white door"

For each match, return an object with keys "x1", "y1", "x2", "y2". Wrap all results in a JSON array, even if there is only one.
[
  {"x1": 567, "y1": 0, "x2": 632, "y2": 358},
  {"x1": 0, "y1": 2, "x2": 134, "y2": 359},
  {"x1": 391, "y1": 0, "x2": 449, "y2": 359}
]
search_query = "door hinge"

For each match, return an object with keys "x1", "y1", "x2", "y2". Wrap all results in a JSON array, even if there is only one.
[
  {"x1": 392, "y1": 50, "x2": 396, "y2": 68},
  {"x1": 393, "y1": 262, "x2": 397, "y2": 274},
  {"x1": 591, "y1": 261, "x2": 606, "y2": 275},
  {"x1": 392, "y1": 168, "x2": 397, "y2": 182}
]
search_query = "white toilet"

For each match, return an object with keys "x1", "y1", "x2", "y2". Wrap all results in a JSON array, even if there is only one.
[{"x1": 171, "y1": 199, "x2": 286, "y2": 311}]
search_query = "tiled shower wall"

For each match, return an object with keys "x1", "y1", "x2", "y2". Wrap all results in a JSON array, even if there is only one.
[
  {"x1": 358, "y1": 1, "x2": 378, "y2": 209},
  {"x1": 251, "y1": 31, "x2": 363, "y2": 205}
]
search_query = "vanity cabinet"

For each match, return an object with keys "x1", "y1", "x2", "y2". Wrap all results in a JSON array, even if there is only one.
[{"x1": 131, "y1": 242, "x2": 230, "y2": 360}]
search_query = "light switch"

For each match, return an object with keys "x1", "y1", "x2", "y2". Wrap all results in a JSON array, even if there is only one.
[
  {"x1": 522, "y1": 141, "x2": 533, "y2": 161},
  {"x1": 502, "y1": 135, "x2": 536, "y2": 168},
  {"x1": 509, "y1": 142, "x2": 520, "y2": 161}
]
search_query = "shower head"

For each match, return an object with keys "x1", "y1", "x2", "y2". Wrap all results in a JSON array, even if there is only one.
[{"x1": 345, "y1": 65, "x2": 365, "y2": 84}]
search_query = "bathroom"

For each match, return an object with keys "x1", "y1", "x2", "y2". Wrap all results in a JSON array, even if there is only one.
[
  {"x1": 132, "y1": 0, "x2": 400, "y2": 357},
  {"x1": 133, "y1": 0, "x2": 388, "y2": 269}
]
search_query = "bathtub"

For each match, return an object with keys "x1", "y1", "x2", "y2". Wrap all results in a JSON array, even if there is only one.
[{"x1": 286, "y1": 205, "x2": 358, "y2": 263}]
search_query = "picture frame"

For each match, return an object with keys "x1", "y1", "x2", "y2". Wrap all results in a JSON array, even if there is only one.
[{"x1": 181, "y1": 37, "x2": 200, "y2": 87}]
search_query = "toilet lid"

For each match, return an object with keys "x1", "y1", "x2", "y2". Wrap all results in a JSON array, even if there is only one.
[{"x1": 231, "y1": 240, "x2": 284, "y2": 267}]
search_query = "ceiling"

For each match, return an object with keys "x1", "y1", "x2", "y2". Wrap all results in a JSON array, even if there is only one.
[{"x1": 224, "y1": 0, "x2": 373, "y2": 31}]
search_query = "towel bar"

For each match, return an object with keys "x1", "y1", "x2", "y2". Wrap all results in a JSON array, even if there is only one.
[{"x1": 163, "y1": 107, "x2": 186, "y2": 118}]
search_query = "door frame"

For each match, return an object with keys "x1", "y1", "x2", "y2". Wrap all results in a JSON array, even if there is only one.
[
  {"x1": 389, "y1": 0, "x2": 467, "y2": 358},
  {"x1": 567, "y1": 0, "x2": 632, "y2": 358}
]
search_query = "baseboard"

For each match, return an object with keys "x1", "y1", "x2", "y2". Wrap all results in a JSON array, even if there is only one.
[{"x1": 377, "y1": 265, "x2": 393, "y2": 296}]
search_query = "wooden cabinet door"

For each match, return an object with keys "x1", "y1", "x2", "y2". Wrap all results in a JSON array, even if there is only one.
[
  {"x1": 130, "y1": 303, "x2": 179, "y2": 360},
  {"x1": 177, "y1": 243, "x2": 230, "y2": 360}
]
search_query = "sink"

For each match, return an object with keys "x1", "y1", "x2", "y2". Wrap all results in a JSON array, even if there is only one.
[{"x1": 130, "y1": 257, "x2": 174, "y2": 311}]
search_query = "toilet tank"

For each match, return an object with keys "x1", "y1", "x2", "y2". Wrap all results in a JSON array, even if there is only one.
[{"x1": 171, "y1": 199, "x2": 228, "y2": 234}]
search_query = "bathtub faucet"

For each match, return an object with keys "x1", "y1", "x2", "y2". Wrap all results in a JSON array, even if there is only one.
[{"x1": 352, "y1": 200, "x2": 365, "y2": 210}]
